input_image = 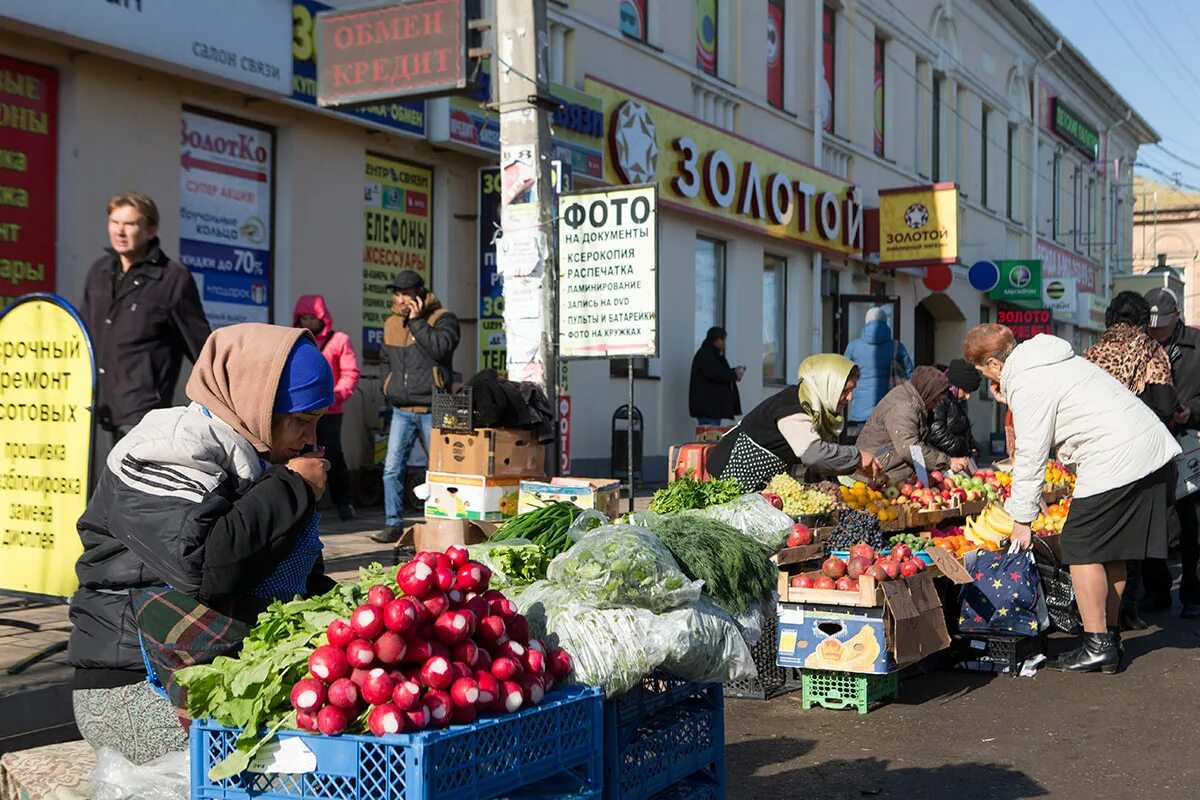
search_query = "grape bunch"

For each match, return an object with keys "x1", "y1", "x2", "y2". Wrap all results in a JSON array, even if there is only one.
[
  {"x1": 825, "y1": 508, "x2": 886, "y2": 554},
  {"x1": 764, "y1": 474, "x2": 834, "y2": 516},
  {"x1": 814, "y1": 480, "x2": 846, "y2": 510}
]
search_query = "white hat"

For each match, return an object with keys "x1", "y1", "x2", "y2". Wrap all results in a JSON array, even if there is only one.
[{"x1": 865, "y1": 307, "x2": 887, "y2": 324}]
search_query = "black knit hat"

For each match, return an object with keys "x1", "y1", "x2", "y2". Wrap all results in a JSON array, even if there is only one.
[{"x1": 947, "y1": 359, "x2": 981, "y2": 392}]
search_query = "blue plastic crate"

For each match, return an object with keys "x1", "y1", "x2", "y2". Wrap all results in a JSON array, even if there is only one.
[
  {"x1": 607, "y1": 673, "x2": 706, "y2": 735},
  {"x1": 191, "y1": 685, "x2": 603, "y2": 800},
  {"x1": 648, "y1": 769, "x2": 724, "y2": 800}
]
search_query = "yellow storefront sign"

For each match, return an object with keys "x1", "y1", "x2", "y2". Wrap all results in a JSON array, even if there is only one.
[
  {"x1": 585, "y1": 76, "x2": 862, "y2": 257},
  {"x1": 878, "y1": 183, "x2": 959, "y2": 266},
  {"x1": 0, "y1": 295, "x2": 93, "y2": 600}
]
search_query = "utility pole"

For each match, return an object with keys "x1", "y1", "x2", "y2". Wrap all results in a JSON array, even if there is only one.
[{"x1": 495, "y1": 0, "x2": 557, "y2": 417}]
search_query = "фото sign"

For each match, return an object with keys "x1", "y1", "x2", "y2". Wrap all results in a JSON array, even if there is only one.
[
  {"x1": 1052, "y1": 98, "x2": 1099, "y2": 160},
  {"x1": 586, "y1": 77, "x2": 862, "y2": 257},
  {"x1": 998, "y1": 308, "x2": 1052, "y2": 342},
  {"x1": 877, "y1": 183, "x2": 959, "y2": 267},
  {"x1": 557, "y1": 185, "x2": 659, "y2": 358},
  {"x1": 316, "y1": 0, "x2": 473, "y2": 107},
  {"x1": 989, "y1": 260, "x2": 1042, "y2": 304}
]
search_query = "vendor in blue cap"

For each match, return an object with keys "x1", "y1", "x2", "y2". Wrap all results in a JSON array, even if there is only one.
[{"x1": 68, "y1": 323, "x2": 339, "y2": 764}]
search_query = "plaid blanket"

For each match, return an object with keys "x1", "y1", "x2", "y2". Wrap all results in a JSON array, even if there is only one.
[{"x1": 130, "y1": 587, "x2": 251, "y2": 723}]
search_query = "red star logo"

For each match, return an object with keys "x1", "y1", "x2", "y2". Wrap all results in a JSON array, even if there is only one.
[
  {"x1": 975, "y1": 571, "x2": 985, "y2": 580},
  {"x1": 1010, "y1": 572, "x2": 1023, "y2": 582}
]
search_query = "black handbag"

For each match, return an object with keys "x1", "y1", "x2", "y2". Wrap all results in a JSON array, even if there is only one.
[{"x1": 1032, "y1": 537, "x2": 1083, "y2": 635}]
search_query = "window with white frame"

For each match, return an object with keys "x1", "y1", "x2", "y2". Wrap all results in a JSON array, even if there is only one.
[
  {"x1": 695, "y1": 237, "x2": 726, "y2": 346},
  {"x1": 763, "y1": 255, "x2": 787, "y2": 383}
]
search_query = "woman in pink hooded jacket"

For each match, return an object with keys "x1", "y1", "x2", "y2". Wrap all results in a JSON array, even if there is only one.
[{"x1": 294, "y1": 295, "x2": 361, "y2": 519}]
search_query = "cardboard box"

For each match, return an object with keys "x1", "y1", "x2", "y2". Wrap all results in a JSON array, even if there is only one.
[
  {"x1": 518, "y1": 477, "x2": 622, "y2": 518},
  {"x1": 429, "y1": 428, "x2": 544, "y2": 477},
  {"x1": 424, "y1": 472, "x2": 521, "y2": 521},
  {"x1": 403, "y1": 519, "x2": 496, "y2": 551},
  {"x1": 694, "y1": 425, "x2": 732, "y2": 443}
]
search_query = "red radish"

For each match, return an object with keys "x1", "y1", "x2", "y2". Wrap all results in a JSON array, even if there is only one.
[
  {"x1": 289, "y1": 678, "x2": 326, "y2": 712},
  {"x1": 351, "y1": 604, "x2": 385, "y2": 640},
  {"x1": 346, "y1": 639, "x2": 376, "y2": 669},
  {"x1": 452, "y1": 640, "x2": 479, "y2": 667},
  {"x1": 317, "y1": 705, "x2": 349, "y2": 735},
  {"x1": 506, "y1": 616, "x2": 531, "y2": 644},
  {"x1": 384, "y1": 599, "x2": 418, "y2": 634},
  {"x1": 475, "y1": 670, "x2": 499, "y2": 707},
  {"x1": 398, "y1": 560, "x2": 436, "y2": 599},
  {"x1": 790, "y1": 574, "x2": 814, "y2": 589},
  {"x1": 450, "y1": 676, "x2": 480, "y2": 707},
  {"x1": 528, "y1": 639, "x2": 547, "y2": 654},
  {"x1": 423, "y1": 592, "x2": 450, "y2": 619},
  {"x1": 434, "y1": 566, "x2": 455, "y2": 593},
  {"x1": 547, "y1": 648, "x2": 572, "y2": 680},
  {"x1": 451, "y1": 661, "x2": 473, "y2": 681},
  {"x1": 368, "y1": 703, "x2": 405, "y2": 736},
  {"x1": 465, "y1": 595, "x2": 490, "y2": 621},
  {"x1": 500, "y1": 680, "x2": 524, "y2": 713},
  {"x1": 474, "y1": 648, "x2": 493, "y2": 671},
  {"x1": 477, "y1": 615, "x2": 507, "y2": 644},
  {"x1": 405, "y1": 704, "x2": 430, "y2": 731},
  {"x1": 296, "y1": 709, "x2": 319, "y2": 731},
  {"x1": 489, "y1": 597, "x2": 518, "y2": 619},
  {"x1": 374, "y1": 632, "x2": 407, "y2": 665},
  {"x1": 327, "y1": 678, "x2": 359, "y2": 711},
  {"x1": 491, "y1": 656, "x2": 523, "y2": 681},
  {"x1": 326, "y1": 619, "x2": 355, "y2": 649},
  {"x1": 407, "y1": 596, "x2": 430, "y2": 625},
  {"x1": 425, "y1": 689, "x2": 452, "y2": 727},
  {"x1": 367, "y1": 584, "x2": 396, "y2": 608},
  {"x1": 350, "y1": 667, "x2": 372, "y2": 687},
  {"x1": 451, "y1": 703, "x2": 477, "y2": 724},
  {"x1": 392, "y1": 678, "x2": 423, "y2": 710},
  {"x1": 455, "y1": 563, "x2": 485, "y2": 592},
  {"x1": 482, "y1": 589, "x2": 506, "y2": 603},
  {"x1": 434, "y1": 610, "x2": 473, "y2": 645},
  {"x1": 499, "y1": 641, "x2": 527, "y2": 661},
  {"x1": 429, "y1": 641, "x2": 452, "y2": 662},
  {"x1": 447, "y1": 588, "x2": 465, "y2": 607},
  {"x1": 421, "y1": 655, "x2": 453, "y2": 690},
  {"x1": 415, "y1": 552, "x2": 439, "y2": 567},
  {"x1": 361, "y1": 668, "x2": 397, "y2": 705},
  {"x1": 418, "y1": 623, "x2": 436, "y2": 641},
  {"x1": 523, "y1": 647, "x2": 546, "y2": 676},
  {"x1": 520, "y1": 674, "x2": 545, "y2": 705},
  {"x1": 403, "y1": 638, "x2": 434, "y2": 663},
  {"x1": 308, "y1": 645, "x2": 349, "y2": 683},
  {"x1": 445, "y1": 545, "x2": 470, "y2": 568}
]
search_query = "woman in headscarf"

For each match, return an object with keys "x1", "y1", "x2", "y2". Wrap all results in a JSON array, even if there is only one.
[
  {"x1": 855, "y1": 365, "x2": 973, "y2": 482},
  {"x1": 68, "y1": 324, "x2": 337, "y2": 764},
  {"x1": 706, "y1": 354, "x2": 883, "y2": 492}
]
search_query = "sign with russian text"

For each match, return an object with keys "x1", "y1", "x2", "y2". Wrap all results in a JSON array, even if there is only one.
[
  {"x1": 989, "y1": 259, "x2": 1042, "y2": 304},
  {"x1": 291, "y1": 0, "x2": 425, "y2": 137},
  {"x1": 363, "y1": 154, "x2": 433, "y2": 357},
  {"x1": 0, "y1": 295, "x2": 92, "y2": 600},
  {"x1": 179, "y1": 110, "x2": 274, "y2": 327},
  {"x1": 586, "y1": 77, "x2": 862, "y2": 257},
  {"x1": 1052, "y1": 98, "x2": 1099, "y2": 160},
  {"x1": 316, "y1": 0, "x2": 471, "y2": 107},
  {"x1": 557, "y1": 185, "x2": 658, "y2": 358},
  {"x1": 1037, "y1": 237, "x2": 1096, "y2": 294},
  {"x1": 877, "y1": 183, "x2": 959, "y2": 267},
  {"x1": 998, "y1": 307, "x2": 1052, "y2": 342},
  {"x1": 479, "y1": 167, "x2": 505, "y2": 373},
  {"x1": 1042, "y1": 277, "x2": 1076, "y2": 318},
  {"x1": 0, "y1": 1, "x2": 290, "y2": 94},
  {"x1": 0, "y1": 56, "x2": 56, "y2": 312}
]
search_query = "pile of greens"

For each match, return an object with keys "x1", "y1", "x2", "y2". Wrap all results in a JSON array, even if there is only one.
[
  {"x1": 468, "y1": 540, "x2": 549, "y2": 587},
  {"x1": 647, "y1": 476, "x2": 742, "y2": 514},
  {"x1": 490, "y1": 501, "x2": 582, "y2": 558}
]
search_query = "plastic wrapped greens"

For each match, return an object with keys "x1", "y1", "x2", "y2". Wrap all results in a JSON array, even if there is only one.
[
  {"x1": 546, "y1": 524, "x2": 702, "y2": 612},
  {"x1": 683, "y1": 493, "x2": 793, "y2": 551},
  {"x1": 659, "y1": 597, "x2": 757, "y2": 685},
  {"x1": 467, "y1": 539, "x2": 548, "y2": 588}
]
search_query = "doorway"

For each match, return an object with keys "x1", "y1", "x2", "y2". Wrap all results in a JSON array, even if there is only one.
[
  {"x1": 837, "y1": 294, "x2": 901, "y2": 354},
  {"x1": 914, "y1": 302, "x2": 936, "y2": 366}
]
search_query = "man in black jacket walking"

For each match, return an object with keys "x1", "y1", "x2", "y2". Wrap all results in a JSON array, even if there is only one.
[
  {"x1": 81, "y1": 193, "x2": 210, "y2": 447},
  {"x1": 689, "y1": 327, "x2": 743, "y2": 425}
]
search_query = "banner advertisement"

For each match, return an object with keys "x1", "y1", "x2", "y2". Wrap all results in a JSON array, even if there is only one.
[
  {"x1": 822, "y1": 5, "x2": 835, "y2": 133},
  {"x1": 0, "y1": 295, "x2": 92, "y2": 600},
  {"x1": 1037, "y1": 237, "x2": 1097, "y2": 294},
  {"x1": 696, "y1": 0, "x2": 717, "y2": 75},
  {"x1": 0, "y1": 56, "x2": 57, "y2": 311},
  {"x1": 1, "y1": 0, "x2": 291, "y2": 94},
  {"x1": 363, "y1": 154, "x2": 433, "y2": 357},
  {"x1": 877, "y1": 183, "x2": 959, "y2": 267},
  {"x1": 766, "y1": 2, "x2": 783, "y2": 109},
  {"x1": 179, "y1": 110, "x2": 274, "y2": 328},
  {"x1": 998, "y1": 307, "x2": 1052, "y2": 341},
  {"x1": 587, "y1": 77, "x2": 862, "y2": 257},
  {"x1": 873, "y1": 38, "x2": 885, "y2": 157},
  {"x1": 479, "y1": 167, "x2": 505, "y2": 372},
  {"x1": 557, "y1": 185, "x2": 658, "y2": 358},
  {"x1": 290, "y1": 0, "x2": 425, "y2": 137},
  {"x1": 989, "y1": 259, "x2": 1042, "y2": 304}
]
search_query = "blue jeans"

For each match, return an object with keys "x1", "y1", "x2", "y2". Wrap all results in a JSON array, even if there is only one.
[
  {"x1": 383, "y1": 409, "x2": 432, "y2": 526},
  {"x1": 696, "y1": 418, "x2": 725, "y2": 426}
]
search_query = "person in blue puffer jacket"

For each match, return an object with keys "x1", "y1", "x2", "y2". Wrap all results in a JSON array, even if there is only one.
[{"x1": 843, "y1": 307, "x2": 914, "y2": 435}]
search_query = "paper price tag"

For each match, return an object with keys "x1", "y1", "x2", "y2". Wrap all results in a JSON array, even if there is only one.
[
  {"x1": 248, "y1": 736, "x2": 317, "y2": 774},
  {"x1": 910, "y1": 445, "x2": 930, "y2": 487}
]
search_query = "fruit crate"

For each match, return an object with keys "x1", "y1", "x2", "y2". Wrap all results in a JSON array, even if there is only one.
[
  {"x1": 432, "y1": 388, "x2": 475, "y2": 433},
  {"x1": 647, "y1": 769, "x2": 724, "y2": 799},
  {"x1": 723, "y1": 612, "x2": 801, "y2": 700},
  {"x1": 801, "y1": 669, "x2": 899, "y2": 715},
  {"x1": 603, "y1": 677, "x2": 725, "y2": 800},
  {"x1": 952, "y1": 633, "x2": 1046, "y2": 676},
  {"x1": 191, "y1": 685, "x2": 602, "y2": 800}
]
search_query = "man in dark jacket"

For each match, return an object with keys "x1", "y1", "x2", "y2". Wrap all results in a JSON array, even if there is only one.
[
  {"x1": 688, "y1": 327, "x2": 743, "y2": 425},
  {"x1": 81, "y1": 192, "x2": 210, "y2": 447},
  {"x1": 928, "y1": 359, "x2": 981, "y2": 458},
  {"x1": 375, "y1": 270, "x2": 461, "y2": 543},
  {"x1": 1145, "y1": 287, "x2": 1200, "y2": 618}
]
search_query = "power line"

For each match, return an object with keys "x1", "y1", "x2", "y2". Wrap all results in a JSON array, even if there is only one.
[
  {"x1": 1170, "y1": 0, "x2": 1200, "y2": 45},
  {"x1": 1123, "y1": 0, "x2": 1200, "y2": 101}
]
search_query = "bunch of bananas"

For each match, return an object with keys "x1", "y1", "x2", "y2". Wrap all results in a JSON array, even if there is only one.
[{"x1": 963, "y1": 503, "x2": 1014, "y2": 547}]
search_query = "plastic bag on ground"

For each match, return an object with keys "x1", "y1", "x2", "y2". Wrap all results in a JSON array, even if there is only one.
[
  {"x1": 683, "y1": 493, "x2": 792, "y2": 551},
  {"x1": 659, "y1": 596, "x2": 757, "y2": 685},
  {"x1": 467, "y1": 538, "x2": 548, "y2": 588},
  {"x1": 91, "y1": 748, "x2": 189, "y2": 800},
  {"x1": 546, "y1": 524, "x2": 702, "y2": 612}
]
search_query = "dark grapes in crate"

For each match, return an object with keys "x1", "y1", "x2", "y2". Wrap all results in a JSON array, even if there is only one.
[{"x1": 825, "y1": 508, "x2": 887, "y2": 555}]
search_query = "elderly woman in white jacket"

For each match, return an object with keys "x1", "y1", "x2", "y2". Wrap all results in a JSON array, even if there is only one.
[{"x1": 963, "y1": 325, "x2": 1180, "y2": 673}]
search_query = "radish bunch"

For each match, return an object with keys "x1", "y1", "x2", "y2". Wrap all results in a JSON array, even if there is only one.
[{"x1": 291, "y1": 547, "x2": 573, "y2": 737}]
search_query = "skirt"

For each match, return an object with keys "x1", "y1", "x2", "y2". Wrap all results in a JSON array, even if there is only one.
[{"x1": 1060, "y1": 465, "x2": 1170, "y2": 565}]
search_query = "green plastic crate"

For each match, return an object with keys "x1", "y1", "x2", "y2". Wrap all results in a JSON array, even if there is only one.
[{"x1": 801, "y1": 669, "x2": 898, "y2": 715}]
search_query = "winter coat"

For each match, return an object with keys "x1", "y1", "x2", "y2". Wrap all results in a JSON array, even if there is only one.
[
  {"x1": 292, "y1": 295, "x2": 360, "y2": 416},
  {"x1": 854, "y1": 382, "x2": 951, "y2": 482},
  {"x1": 381, "y1": 294, "x2": 461, "y2": 410},
  {"x1": 1002, "y1": 334, "x2": 1181, "y2": 524},
  {"x1": 843, "y1": 320, "x2": 914, "y2": 423},
  {"x1": 928, "y1": 391, "x2": 978, "y2": 458},
  {"x1": 80, "y1": 239, "x2": 211, "y2": 430},
  {"x1": 688, "y1": 343, "x2": 741, "y2": 420},
  {"x1": 1161, "y1": 323, "x2": 1200, "y2": 433},
  {"x1": 68, "y1": 404, "x2": 330, "y2": 686}
]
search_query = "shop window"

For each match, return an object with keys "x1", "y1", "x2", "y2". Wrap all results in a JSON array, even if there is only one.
[
  {"x1": 822, "y1": 6, "x2": 836, "y2": 133},
  {"x1": 931, "y1": 74, "x2": 942, "y2": 182},
  {"x1": 981, "y1": 106, "x2": 990, "y2": 208},
  {"x1": 955, "y1": 86, "x2": 966, "y2": 190},
  {"x1": 873, "y1": 36, "x2": 885, "y2": 157},
  {"x1": 1087, "y1": 178, "x2": 1096, "y2": 258},
  {"x1": 1052, "y1": 151, "x2": 1062, "y2": 239},
  {"x1": 763, "y1": 255, "x2": 787, "y2": 383},
  {"x1": 1006, "y1": 122, "x2": 1017, "y2": 220},
  {"x1": 695, "y1": 237, "x2": 726, "y2": 347},
  {"x1": 620, "y1": 0, "x2": 648, "y2": 43},
  {"x1": 767, "y1": 0, "x2": 785, "y2": 109},
  {"x1": 697, "y1": 0, "x2": 718, "y2": 76}
]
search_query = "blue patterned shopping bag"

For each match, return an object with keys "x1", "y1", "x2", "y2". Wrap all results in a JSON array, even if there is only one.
[{"x1": 958, "y1": 549, "x2": 1045, "y2": 636}]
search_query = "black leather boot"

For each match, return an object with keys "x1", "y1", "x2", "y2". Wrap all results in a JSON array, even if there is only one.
[
  {"x1": 1107, "y1": 626, "x2": 1124, "y2": 663},
  {"x1": 1118, "y1": 607, "x2": 1148, "y2": 631},
  {"x1": 1047, "y1": 632, "x2": 1120, "y2": 674}
]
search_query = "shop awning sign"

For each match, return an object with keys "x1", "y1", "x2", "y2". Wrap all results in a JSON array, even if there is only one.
[
  {"x1": 989, "y1": 260, "x2": 1042, "y2": 304},
  {"x1": 877, "y1": 183, "x2": 959, "y2": 267}
]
